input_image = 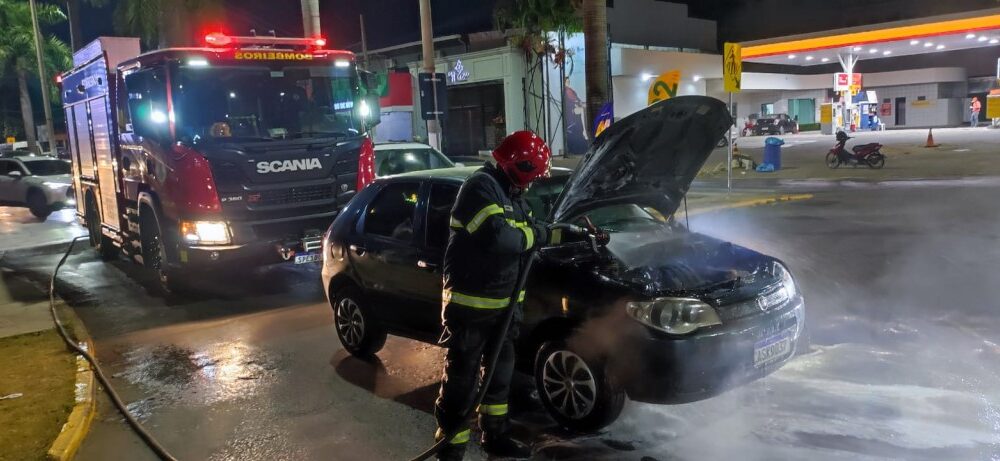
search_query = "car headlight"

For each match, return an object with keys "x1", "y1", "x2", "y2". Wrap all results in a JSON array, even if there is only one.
[
  {"x1": 625, "y1": 297, "x2": 722, "y2": 335},
  {"x1": 43, "y1": 182, "x2": 67, "y2": 190},
  {"x1": 773, "y1": 261, "x2": 797, "y2": 298},
  {"x1": 180, "y1": 221, "x2": 231, "y2": 245}
]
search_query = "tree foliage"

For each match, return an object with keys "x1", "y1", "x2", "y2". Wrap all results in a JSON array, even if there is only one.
[{"x1": 0, "y1": 0, "x2": 72, "y2": 77}]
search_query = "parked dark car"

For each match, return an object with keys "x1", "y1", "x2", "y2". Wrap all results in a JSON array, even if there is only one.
[
  {"x1": 321, "y1": 97, "x2": 805, "y2": 431},
  {"x1": 753, "y1": 113, "x2": 798, "y2": 135}
]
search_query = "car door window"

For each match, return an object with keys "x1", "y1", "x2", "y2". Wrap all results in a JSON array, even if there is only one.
[
  {"x1": 364, "y1": 182, "x2": 421, "y2": 241},
  {"x1": 426, "y1": 184, "x2": 459, "y2": 249},
  {"x1": 0, "y1": 160, "x2": 11, "y2": 175}
]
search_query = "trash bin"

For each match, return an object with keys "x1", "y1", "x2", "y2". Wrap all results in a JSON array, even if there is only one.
[{"x1": 763, "y1": 137, "x2": 784, "y2": 170}]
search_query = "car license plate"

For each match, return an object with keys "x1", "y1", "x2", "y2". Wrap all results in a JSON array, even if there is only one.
[
  {"x1": 753, "y1": 329, "x2": 793, "y2": 368},
  {"x1": 294, "y1": 253, "x2": 322, "y2": 264}
]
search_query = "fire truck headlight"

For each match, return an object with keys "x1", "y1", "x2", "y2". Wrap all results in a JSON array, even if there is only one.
[{"x1": 180, "y1": 221, "x2": 231, "y2": 245}]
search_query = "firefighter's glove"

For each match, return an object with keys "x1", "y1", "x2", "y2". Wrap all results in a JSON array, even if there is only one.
[{"x1": 531, "y1": 222, "x2": 550, "y2": 249}]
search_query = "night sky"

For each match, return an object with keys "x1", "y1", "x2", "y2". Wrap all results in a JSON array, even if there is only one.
[{"x1": 61, "y1": 0, "x2": 497, "y2": 51}]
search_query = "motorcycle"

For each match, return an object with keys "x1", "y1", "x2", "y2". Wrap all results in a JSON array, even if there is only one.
[{"x1": 825, "y1": 132, "x2": 885, "y2": 169}]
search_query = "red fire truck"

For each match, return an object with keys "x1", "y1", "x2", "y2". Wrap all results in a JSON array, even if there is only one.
[{"x1": 60, "y1": 34, "x2": 379, "y2": 292}]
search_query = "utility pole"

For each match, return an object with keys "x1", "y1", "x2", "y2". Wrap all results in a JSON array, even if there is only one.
[
  {"x1": 419, "y1": 0, "x2": 442, "y2": 150},
  {"x1": 28, "y1": 0, "x2": 55, "y2": 154},
  {"x1": 301, "y1": 0, "x2": 320, "y2": 37},
  {"x1": 359, "y1": 14, "x2": 369, "y2": 69}
]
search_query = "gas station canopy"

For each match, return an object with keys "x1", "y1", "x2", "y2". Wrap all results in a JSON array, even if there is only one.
[{"x1": 741, "y1": 10, "x2": 1000, "y2": 66}]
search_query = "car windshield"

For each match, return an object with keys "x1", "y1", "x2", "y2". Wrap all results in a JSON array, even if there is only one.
[
  {"x1": 375, "y1": 147, "x2": 454, "y2": 176},
  {"x1": 172, "y1": 64, "x2": 363, "y2": 143},
  {"x1": 23, "y1": 160, "x2": 70, "y2": 176},
  {"x1": 523, "y1": 174, "x2": 668, "y2": 233}
]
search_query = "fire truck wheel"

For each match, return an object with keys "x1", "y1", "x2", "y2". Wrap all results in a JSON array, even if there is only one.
[
  {"x1": 27, "y1": 190, "x2": 52, "y2": 220},
  {"x1": 85, "y1": 195, "x2": 117, "y2": 261},
  {"x1": 141, "y1": 214, "x2": 184, "y2": 295}
]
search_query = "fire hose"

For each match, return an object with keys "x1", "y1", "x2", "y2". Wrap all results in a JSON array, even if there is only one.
[
  {"x1": 409, "y1": 222, "x2": 601, "y2": 461},
  {"x1": 49, "y1": 236, "x2": 179, "y2": 461}
]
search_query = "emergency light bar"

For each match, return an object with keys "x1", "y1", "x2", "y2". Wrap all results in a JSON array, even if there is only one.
[{"x1": 205, "y1": 32, "x2": 327, "y2": 48}]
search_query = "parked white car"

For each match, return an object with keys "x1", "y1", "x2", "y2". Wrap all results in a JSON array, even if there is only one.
[
  {"x1": 373, "y1": 142, "x2": 457, "y2": 177},
  {"x1": 0, "y1": 156, "x2": 74, "y2": 219}
]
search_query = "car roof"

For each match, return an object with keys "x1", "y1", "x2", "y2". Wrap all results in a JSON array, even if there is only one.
[
  {"x1": 386, "y1": 166, "x2": 573, "y2": 182},
  {"x1": 14, "y1": 156, "x2": 61, "y2": 162},
  {"x1": 374, "y1": 142, "x2": 433, "y2": 151}
]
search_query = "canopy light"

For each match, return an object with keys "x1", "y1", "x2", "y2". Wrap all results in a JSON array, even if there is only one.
[{"x1": 204, "y1": 32, "x2": 329, "y2": 49}]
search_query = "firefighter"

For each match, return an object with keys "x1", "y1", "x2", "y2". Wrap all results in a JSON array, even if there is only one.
[{"x1": 434, "y1": 131, "x2": 552, "y2": 460}]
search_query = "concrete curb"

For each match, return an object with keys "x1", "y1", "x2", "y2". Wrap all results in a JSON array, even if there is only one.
[
  {"x1": 46, "y1": 303, "x2": 96, "y2": 461},
  {"x1": 688, "y1": 193, "x2": 814, "y2": 217}
]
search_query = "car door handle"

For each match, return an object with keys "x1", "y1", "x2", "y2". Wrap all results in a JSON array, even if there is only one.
[
  {"x1": 349, "y1": 244, "x2": 366, "y2": 255},
  {"x1": 417, "y1": 260, "x2": 438, "y2": 270}
]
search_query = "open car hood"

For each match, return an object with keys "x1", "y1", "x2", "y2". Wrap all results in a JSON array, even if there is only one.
[{"x1": 551, "y1": 96, "x2": 731, "y2": 223}]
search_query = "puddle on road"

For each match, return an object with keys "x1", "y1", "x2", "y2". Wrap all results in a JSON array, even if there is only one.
[{"x1": 116, "y1": 342, "x2": 284, "y2": 416}]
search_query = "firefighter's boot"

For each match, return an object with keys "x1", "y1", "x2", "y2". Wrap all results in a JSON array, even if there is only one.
[{"x1": 480, "y1": 415, "x2": 531, "y2": 459}]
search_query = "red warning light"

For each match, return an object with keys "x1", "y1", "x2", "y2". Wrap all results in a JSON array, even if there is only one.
[
  {"x1": 205, "y1": 32, "x2": 232, "y2": 46},
  {"x1": 313, "y1": 37, "x2": 327, "y2": 47}
]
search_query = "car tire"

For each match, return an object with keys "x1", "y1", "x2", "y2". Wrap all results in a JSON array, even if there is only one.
[
  {"x1": 332, "y1": 285, "x2": 387, "y2": 358},
  {"x1": 27, "y1": 190, "x2": 51, "y2": 220},
  {"x1": 85, "y1": 196, "x2": 117, "y2": 261},
  {"x1": 140, "y1": 213, "x2": 184, "y2": 295},
  {"x1": 534, "y1": 340, "x2": 625, "y2": 433}
]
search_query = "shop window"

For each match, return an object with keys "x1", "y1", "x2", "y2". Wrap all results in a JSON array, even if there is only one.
[
  {"x1": 917, "y1": 96, "x2": 927, "y2": 101},
  {"x1": 761, "y1": 103, "x2": 774, "y2": 115}
]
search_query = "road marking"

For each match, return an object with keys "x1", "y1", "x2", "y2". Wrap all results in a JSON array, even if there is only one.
[{"x1": 689, "y1": 193, "x2": 814, "y2": 216}]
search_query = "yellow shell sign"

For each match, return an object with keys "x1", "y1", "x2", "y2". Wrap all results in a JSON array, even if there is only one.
[
  {"x1": 647, "y1": 70, "x2": 682, "y2": 106},
  {"x1": 234, "y1": 51, "x2": 315, "y2": 61}
]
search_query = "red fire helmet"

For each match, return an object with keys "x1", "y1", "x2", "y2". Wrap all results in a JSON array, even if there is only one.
[{"x1": 492, "y1": 131, "x2": 551, "y2": 188}]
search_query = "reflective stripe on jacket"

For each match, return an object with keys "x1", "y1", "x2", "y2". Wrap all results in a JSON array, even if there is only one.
[{"x1": 442, "y1": 163, "x2": 538, "y2": 308}]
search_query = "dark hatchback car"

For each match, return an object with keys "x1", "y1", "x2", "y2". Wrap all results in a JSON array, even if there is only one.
[
  {"x1": 753, "y1": 113, "x2": 798, "y2": 135},
  {"x1": 322, "y1": 97, "x2": 805, "y2": 431}
]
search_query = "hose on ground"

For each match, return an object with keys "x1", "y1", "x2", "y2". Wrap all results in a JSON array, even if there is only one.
[{"x1": 48, "y1": 236, "x2": 179, "y2": 461}]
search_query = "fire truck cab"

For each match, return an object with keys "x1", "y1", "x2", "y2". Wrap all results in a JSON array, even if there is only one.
[{"x1": 61, "y1": 34, "x2": 380, "y2": 292}]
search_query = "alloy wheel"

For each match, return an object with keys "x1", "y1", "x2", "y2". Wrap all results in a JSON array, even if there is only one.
[
  {"x1": 336, "y1": 297, "x2": 366, "y2": 348},
  {"x1": 541, "y1": 349, "x2": 598, "y2": 420}
]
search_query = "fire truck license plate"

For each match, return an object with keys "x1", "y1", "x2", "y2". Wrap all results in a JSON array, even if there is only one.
[
  {"x1": 753, "y1": 328, "x2": 793, "y2": 368},
  {"x1": 294, "y1": 253, "x2": 322, "y2": 264}
]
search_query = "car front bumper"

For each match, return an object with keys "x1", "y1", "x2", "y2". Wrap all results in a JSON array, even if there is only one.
[{"x1": 611, "y1": 297, "x2": 805, "y2": 404}]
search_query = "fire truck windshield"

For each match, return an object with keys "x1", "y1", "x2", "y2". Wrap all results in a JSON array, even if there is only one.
[{"x1": 172, "y1": 64, "x2": 364, "y2": 143}]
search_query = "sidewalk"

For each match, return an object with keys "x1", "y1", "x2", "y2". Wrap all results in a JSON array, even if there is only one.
[{"x1": 0, "y1": 269, "x2": 92, "y2": 461}]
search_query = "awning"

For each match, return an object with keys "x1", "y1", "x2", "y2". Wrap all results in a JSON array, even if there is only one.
[{"x1": 741, "y1": 9, "x2": 1000, "y2": 66}]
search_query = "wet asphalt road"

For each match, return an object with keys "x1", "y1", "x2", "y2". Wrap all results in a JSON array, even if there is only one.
[{"x1": 4, "y1": 178, "x2": 1000, "y2": 460}]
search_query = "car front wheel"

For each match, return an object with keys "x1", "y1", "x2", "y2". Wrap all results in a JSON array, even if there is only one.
[
  {"x1": 27, "y1": 190, "x2": 51, "y2": 220},
  {"x1": 332, "y1": 286, "x2": 387, "y2": 358},
  {"x1": 534, "y1": 340, "x2": 625, "y2": 432}
]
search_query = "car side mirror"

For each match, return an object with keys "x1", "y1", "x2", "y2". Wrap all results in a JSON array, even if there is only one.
[{"x1": 7, "y1": 170, "x2": 22, "y2": 179}]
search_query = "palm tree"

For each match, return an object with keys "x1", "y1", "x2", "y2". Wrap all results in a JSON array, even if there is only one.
[
  {"x1": 581, "y1": 0, "x2": 607, "y2": 132},
  {"x1": 79, "y1": 0, "x2": 221, "y2": 48},
  {"x1": 0, "y1": 0, "x2": 71, "y2": 151}
]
